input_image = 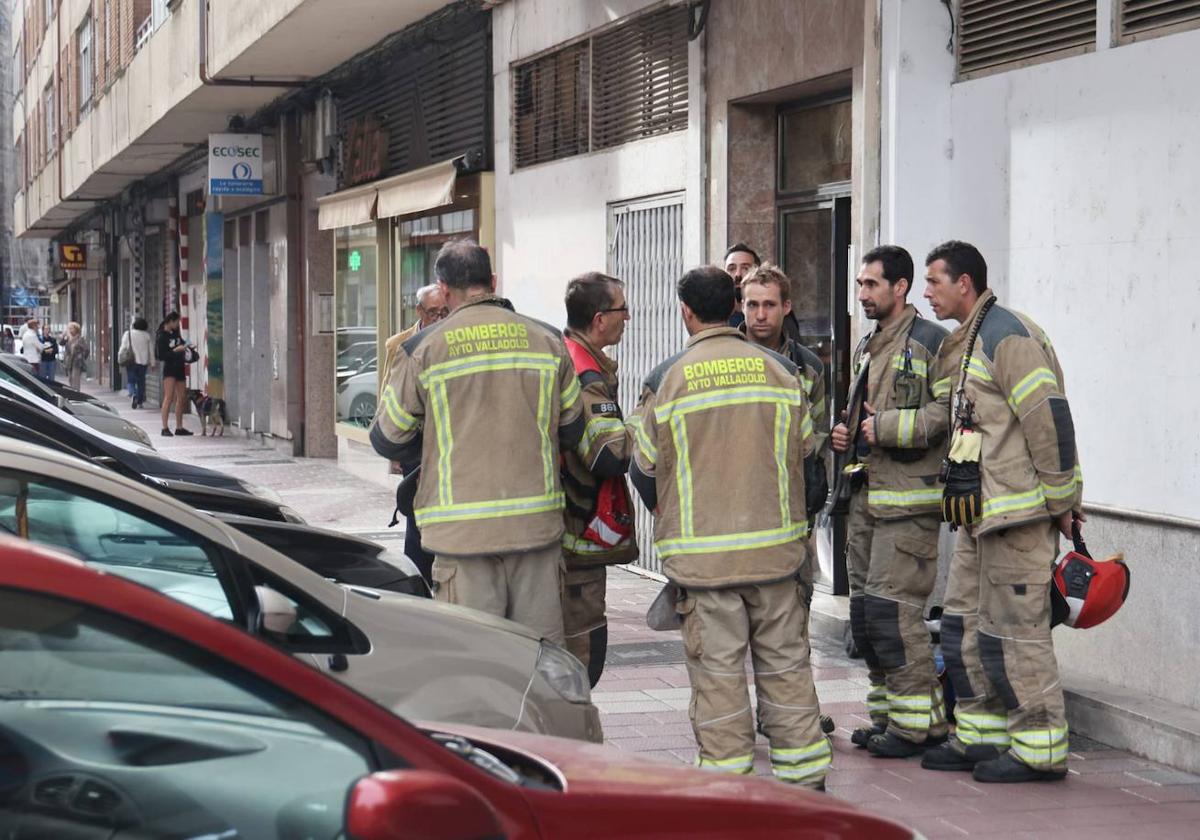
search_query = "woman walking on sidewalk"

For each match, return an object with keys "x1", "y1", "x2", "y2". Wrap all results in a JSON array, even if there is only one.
[
  {"x1": 20, "y1": 319, "x2": 44, "y2": 378},
  {"x1": 38, "y1": 325, "x2": 59, "y2": 383},
  {"x1": 123, "y1": 317, "x2": 153, "y2": 408},
  {"x1": 156, "y1": 312, "x2": 193, "y2": 437},
  {"x1": 62, "y1": 322, "x2": 90, "y2": 390}
]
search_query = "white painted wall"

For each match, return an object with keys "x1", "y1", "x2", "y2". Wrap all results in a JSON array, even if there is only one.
[
  {"x1": 881, "y1": 1, "x2": 1200, "y2": 520},
  {"x1": 492, "y1": 0, "x2": 698, "y2": 328}
]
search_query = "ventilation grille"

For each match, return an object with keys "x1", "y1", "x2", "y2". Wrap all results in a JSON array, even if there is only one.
[
  {"x1": 1118, "y1": 0, "x2": 1200, "y2": 41},
  {"x1": 513, "y1": 42, "x2": 589, "y2": 168},
  {"x1": 592, "y1": 5, "x2": 689, "y2": 150},
  {"x1": 957, "y1": 0, "x2": 1096, "y2": 79}
]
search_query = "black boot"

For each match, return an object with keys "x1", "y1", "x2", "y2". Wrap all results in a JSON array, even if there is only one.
[
  {"x1": 921, "y1": 741, "x2": 1000, "y2": 772},
  {"x1": 867, "y1": 731, "x2": 928, "y2": 759},
  {"x1": 820, "y1": 714, "x2": 836, "y2": 735},
  {"x1": 850, "y1": 723, "x2": 886, "y2": 748},
  {"x1": 973, "y1": 752, "x2": 1066, "y2": 783}
]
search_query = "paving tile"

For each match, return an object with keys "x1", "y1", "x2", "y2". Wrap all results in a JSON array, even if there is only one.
[
  {"x1": 593, "y1": 700, "x2": 672, "y2": 714},
  {"x1": 606, "y1": 734, "x2": 700, "y2": 751},
  {"x1": 1122, "y1": 783, "x2": 1200, "y2": 803}
]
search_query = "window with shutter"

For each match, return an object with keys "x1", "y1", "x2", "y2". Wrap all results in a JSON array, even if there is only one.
[
  {"x1": 1117, "y1": 0, "x2": 1200, "y2": 42},
  {"x1": 591, "y1": 4, "x2": 688, "y2": 150},
  {"x1": 512, "y1": 41, "x2": 589, "y2": 168},
  {"x1": 956, "y1": 0, "x2": 1096, "y2": 80},
  {"x1": 79, "y1": 15, "x2": 94, "y2": 110}
]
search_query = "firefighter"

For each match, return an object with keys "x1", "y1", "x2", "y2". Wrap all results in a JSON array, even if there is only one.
[
  {"x1": 560, "y1": 272, "x2": 638, "y2": 686},
  {"x1": 628, "y1": 266, "x2": 830, "y2": 789},
  {"x1": 919, "y1": 240, "x2": 1081, "y2": 783},
  {"x1": 830, "y1": 246, "x2": 952, "y2": 757},
  {"x1": 370, "y1": 241, "x2": 584, "y2": 644},
  {"x1": 740, "y1": 264, "x2": 835, "y2": 738}
]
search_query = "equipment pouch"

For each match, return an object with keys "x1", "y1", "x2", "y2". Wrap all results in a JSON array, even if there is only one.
[{"x1": 893, "y1": 371, "x2": 924, "y2": 409}]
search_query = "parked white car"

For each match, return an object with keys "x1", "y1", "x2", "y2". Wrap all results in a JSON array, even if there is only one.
[
  {"x1": 336, "y1": 359, "x2": 377, "y2": 427},
  {"x1": 0, "y1": 439, "x2": 601, "y2": 743}
]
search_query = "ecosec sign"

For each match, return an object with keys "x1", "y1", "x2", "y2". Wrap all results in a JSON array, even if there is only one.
[{"x1": 208, "y1": 133, "x2": 263, "y2": 196}]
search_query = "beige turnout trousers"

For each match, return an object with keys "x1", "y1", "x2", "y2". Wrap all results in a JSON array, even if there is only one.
[
  {"x1": 677, "y1": 577, "x2": 830, "y2": 788},
  {"x1": 563, "y1": 566, "x2": 608, "y2": 687},
  {"x1": 847, "y1": 490, "x2": 948, "y2": 742},
  {"x1": 432, "y1": 544, "x2": 565, "y2": 644},
  {"x1": 941, "y1": 519, "x2": 1068, "y2": 771}
]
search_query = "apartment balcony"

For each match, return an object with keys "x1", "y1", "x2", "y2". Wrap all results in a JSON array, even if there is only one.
[{"x1": 16, "y1": 0, "x2": 453, "y2": 237}]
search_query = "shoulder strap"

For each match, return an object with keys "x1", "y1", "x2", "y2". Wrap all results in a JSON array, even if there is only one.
[
  {"x1": 950, "y1": 296, "x2": 997, "y2": 434},
  {"x1": 564, "y1": 336, "x2": 602, "y2": 376}
]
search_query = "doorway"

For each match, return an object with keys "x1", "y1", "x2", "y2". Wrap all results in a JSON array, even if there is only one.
[{"x1": 776, "y1": 94, "x2": 853, "y2": 595}]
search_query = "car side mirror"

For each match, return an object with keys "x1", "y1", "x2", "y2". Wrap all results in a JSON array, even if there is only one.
[
  {"x1": 345, "y1": 770, "x2": 503, "y2": 840},
  {"x1": 254, "y1": 585, "x2": 298, "y2": 636}
]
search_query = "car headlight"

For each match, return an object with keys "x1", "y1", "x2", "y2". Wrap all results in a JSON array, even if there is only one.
[
  {"x1": 536, "y1": 640, "x2": 591, "y2": 704},
  {"x1": 278, "y1": 505, "x2": 306, "y2": 524},
  {"x1": 244, "y1": 482, "x2": 283, "y2": 504},
  {"x1": 130, "y1": 424, "x2": 153, "y2": 447}
]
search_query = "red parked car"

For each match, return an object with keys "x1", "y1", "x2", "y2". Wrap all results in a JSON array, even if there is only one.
[{"x1": 0, "y1": 538, "x2": 916, "y2": 839}]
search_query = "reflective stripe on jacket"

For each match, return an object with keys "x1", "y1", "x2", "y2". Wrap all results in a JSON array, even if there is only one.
[
  {"x1": 370, "y1": 295, "x2": 585, "y2": 556},
  {"x1": 561, "y1": 330, "x2": 638, "y2": 569},
  {"x1": 939, "y1": 291, "x2": 1082, "y2": 535},
  {"x1": 854, "y1": 305, "x2": 952, "y2": 520},
  {"x1": 627, "y1": 326, "x2": 813, "y2": 589}
]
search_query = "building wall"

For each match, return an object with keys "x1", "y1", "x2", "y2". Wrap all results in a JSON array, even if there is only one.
[
  {"x1": 882, "y1": 1, "x2": 1200, "y2": 710},
  {"x1": 492, "y1": 0, "x2": 695, "y2": 327},
  {"x1": 705, "y1": 0, "x2": 864, "y2": 262}
]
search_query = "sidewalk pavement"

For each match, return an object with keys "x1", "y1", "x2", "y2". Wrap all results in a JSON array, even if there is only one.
[{"x1": 89, "y1": 381, "x2": 1200, "y2": 839}]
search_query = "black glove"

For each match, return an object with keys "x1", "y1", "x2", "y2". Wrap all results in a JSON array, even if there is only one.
[{"x1": 804, "y1": 454, "x2": 829, "y2": 519}]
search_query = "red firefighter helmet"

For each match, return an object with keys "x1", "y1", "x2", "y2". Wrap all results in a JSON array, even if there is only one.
[{"x1": 1050, "y1": 524, "x2": 1130, "y2": 629}]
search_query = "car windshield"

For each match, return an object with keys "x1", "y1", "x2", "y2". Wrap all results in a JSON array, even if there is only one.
[
  {"x1": 337, "y1": 342, "x2": 375, "y2": 368},
  {"x1": 0, "y1": 360, "x2": 58, "y2": 404}
]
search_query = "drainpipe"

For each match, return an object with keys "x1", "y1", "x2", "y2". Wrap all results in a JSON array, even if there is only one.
[{"x1": 198, "y1": 0, "x2": 307, "y2": 88}]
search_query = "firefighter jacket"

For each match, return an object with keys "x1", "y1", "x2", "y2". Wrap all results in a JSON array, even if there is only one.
[
  {"x1": 627, "y1": 326, "x2": 815, "y2": 590},
  {"x1": 778, "y1": 335, "x2": 829, "y2": 459},
  {"x1": 370, "y1": 295, "x2": 585, "y2": 557},
  {"x1": 560, "y1": 329, "x2": 638, "y2": 569},
  {"x1": 847, "y1": 304, "x2": 951, "y2": 520},
  {"x1": 939, "y1": 291, "x2": 1082, "y2": 536}
]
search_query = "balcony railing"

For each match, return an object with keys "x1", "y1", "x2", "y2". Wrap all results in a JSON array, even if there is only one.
[{"x1": 135, "y1": 14, "x2": 153, "y2": 51}]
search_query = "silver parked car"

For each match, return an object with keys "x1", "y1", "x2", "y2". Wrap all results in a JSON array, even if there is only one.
[
  {"x1": 0, "y1": 361, "x2": 153, "y2": 447},
  {"x1": 0, "y1": 439, "x2": 601, "y2": 742}
]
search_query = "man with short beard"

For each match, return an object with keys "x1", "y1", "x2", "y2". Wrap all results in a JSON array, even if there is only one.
[{"x1": 830, "y1": 245, "x2": 952, "y2": 758}]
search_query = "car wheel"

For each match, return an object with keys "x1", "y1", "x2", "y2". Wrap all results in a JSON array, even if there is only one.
[{"x1": 349, "y1": 394, "x2": 377, "y2": 427}]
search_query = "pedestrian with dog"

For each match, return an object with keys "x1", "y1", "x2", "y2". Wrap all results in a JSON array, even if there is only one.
[
  {"x1": 156, "y1": 311, "x2": 193, "y2": 436},
  {"x1": 62, "y1": 323, "x2": 91, "y2": 391}
]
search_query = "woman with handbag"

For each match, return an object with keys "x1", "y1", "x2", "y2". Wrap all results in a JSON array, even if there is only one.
[
  {"x1": 62, "y1": 322, "x2": 91, "y2": 390},
  {"x1": 156, "y1": 312, "x2": 193, "y2": 435},
  {"x1": 117, "y1": 317, "x2": 154, "y2": 409}
]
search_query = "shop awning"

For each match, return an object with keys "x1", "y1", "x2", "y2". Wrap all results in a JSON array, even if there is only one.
[
  {"x1": 375, "y1": 160, "x2": 457, "y2": 220},
  {"x1": 316, "y1": 159, "x2": 459, "y2": 231},
  {"x1": 317, "y1": 183, "x2": 378, "y2": 231}
]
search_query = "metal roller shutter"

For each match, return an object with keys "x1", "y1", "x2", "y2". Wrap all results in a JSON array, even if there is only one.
[
  {"x1": 956, "y1": 0, "x2": 1096, "y2": 80},
  {"x1": 1117, "y1": 0, "x2": 1200, "y2": 42}
]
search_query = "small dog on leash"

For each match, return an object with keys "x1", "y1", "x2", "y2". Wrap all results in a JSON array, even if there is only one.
[{"x1": 188, "y1": 390, "x2": 228, "y2": 436}]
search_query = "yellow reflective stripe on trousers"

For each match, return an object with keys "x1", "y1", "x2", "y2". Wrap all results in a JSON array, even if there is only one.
[
  {"x1": 981, "y1": 487, "x2": 1046, "y2": 519},
  {"x1": 381, "y1": 385, "x2": 418, "y2": 431},
  {"x1": 626, "y1": 415, "x2": 657, "y2": 466},
  {"x1": 429, "y1": 381, "x2": 454, "y2": 506},
  {"x1": 420, "y1": 351, "x2": 558, "y2": 384},
  {"x1": 889, "y1": 693, "x2": 933, "y2": 728},
  {"x1": 1042, "y1": 465, "x2": 1083, "y2": 500},
  {"x1": 956, "y1": 711, "x2": 1011, "y2": 746},
  {"x1": 560, "y1": 374, "x2": 581, "y2": 410},
  {"x1": 654, "y1": 385, "x2": 801, "y2": 422},
  {"x1": 892, "y1": 355, "x2": 928, "y2": 377},
  {"x1": 867, "y1": 683, "x2": 889, "y2": 713},
  {"x1": 536, "y1": 370, "x2": 555, "y2": 496},
  {"x1": 868, "y1": 487, "x2": 943, "y2": 507},
  {"x1": 932, "y1": 377, "x2": 952, "y2": 398},
  {"x1": 889, "y1": 694, "x2": 933, "y2": 710},
  {"x1": 1008, "y1": 366, "x2": 1058, "y2": 410},
  {"x1": 897, "y1": 408, "x2": 916, "y2": 447},
  {"x1": 773, "y1": 404, "x2": 792, "y2": 529},
  {"x1": 771, "y1": 740, "x2": 831, "y2": 782},
  {"x1": 670, "y1": 415, "x2": 694, "y2": 538},
  {"x1": 415, "y1": 492, "x2": 564, "y2": 526},
  {"x1": 696, "y1": 754, "x2": 755, "y2": 774},
  {"x1": 656, "y1": 523, "x2": 807, "y2": 556},
  {"x1": 1010, "y1": 727, "x2": 1069, "y2": 767},
  {"x1": 966, "y1": 356, "x2": 993, "y2": 382}
]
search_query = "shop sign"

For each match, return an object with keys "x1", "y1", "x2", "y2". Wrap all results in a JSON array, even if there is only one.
[
  {"x1": 59, "y1": 243, "x2": 87, "y2": 270},
  {"x1": 344, "y1": 115, "x2": 389, "y2": 187},
  {"x1": 209, "y1": 134, "x2": 264, "y2": 195}
]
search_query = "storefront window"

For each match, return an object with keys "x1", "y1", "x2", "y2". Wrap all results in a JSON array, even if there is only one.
[
  {"x1": 393, "y1": 209, "x2": 476, "y2": 331},
  {"x1": 335, "y1": 223, "x2": 379, "y2": 428}
]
